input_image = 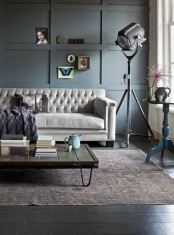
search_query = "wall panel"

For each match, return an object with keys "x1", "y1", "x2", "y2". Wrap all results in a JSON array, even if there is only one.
[
  {"x1": 54, "y1": 11, "x2": 101, "y2": 44},
  {"x1": 5, "y1": 10, "x2": 49, "y2": 44},
  {"x1": 4, "y1": 50, "x2": 49, "y2": 86}
]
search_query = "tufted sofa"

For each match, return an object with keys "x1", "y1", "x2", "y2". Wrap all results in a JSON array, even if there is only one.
[{"x1": 0, "y1": 88, "x2": 117, "y2": 147}]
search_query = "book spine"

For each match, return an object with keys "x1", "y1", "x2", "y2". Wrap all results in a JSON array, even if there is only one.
[
  {"x1": 0, "y1": 140, "x2": 30, "y2": 147},
  {"x1": 1, "y1": 134, "x2": 24, "y2": 140}
]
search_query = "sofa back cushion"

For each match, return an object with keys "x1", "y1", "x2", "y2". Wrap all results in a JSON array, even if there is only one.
[{"x1": 0, "y1": 88, "x2": 105, "y2": 113}]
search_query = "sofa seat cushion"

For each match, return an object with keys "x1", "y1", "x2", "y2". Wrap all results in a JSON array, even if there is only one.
[{"x1": 35, "y1": 113, "x2": 104, "y2": 129}]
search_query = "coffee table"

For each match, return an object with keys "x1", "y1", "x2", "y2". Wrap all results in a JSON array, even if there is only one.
[{"x1": 0, "y1": 144, "x2": 99, "y2": 187}]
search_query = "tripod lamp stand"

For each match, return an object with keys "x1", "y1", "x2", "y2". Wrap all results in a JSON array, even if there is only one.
[{"x1": 115, "y1": 22, "x2": 154, "y2": 146}]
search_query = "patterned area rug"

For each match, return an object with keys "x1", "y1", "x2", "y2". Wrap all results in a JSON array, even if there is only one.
[{"x1": 0, "y1": 149, "x2": 174, "y2": 205}]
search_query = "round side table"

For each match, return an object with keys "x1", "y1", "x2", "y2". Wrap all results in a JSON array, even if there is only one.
[{"x1": 145, "y1": 99, "x2": 174, "y2": 162}]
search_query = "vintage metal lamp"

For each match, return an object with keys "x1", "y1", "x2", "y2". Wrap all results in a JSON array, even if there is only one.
[{"x1": 115, "y1": 22, "x2": 153, "y2": 146}]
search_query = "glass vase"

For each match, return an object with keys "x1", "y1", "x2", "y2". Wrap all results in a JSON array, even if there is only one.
[{"x1": 146, "y1": 86, "x2": 153, "y2": 100}]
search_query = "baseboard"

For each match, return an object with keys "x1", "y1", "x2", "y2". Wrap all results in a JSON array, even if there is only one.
[
  {"x1": 151, "y1": 130, "x2": 162, "y2": 140},
  {"x1": 151, "y1": 130, "x2": 174, "y2": 141}
]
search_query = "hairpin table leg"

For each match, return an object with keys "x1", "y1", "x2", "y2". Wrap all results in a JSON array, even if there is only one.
[{"x1": 79, "y1": 167, "x2": 93, "y2": 187}]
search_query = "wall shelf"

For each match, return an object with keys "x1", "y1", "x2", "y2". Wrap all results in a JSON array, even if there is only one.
[
  {"x1": 5, "y1": 4, "x2": 50, "y2": 10},
  {"x1": 56, "y1": 44, "x2": 102, "y2": 51},
  {"x1": 4, "y1": 44, "x2": 102, "y2": 51},
  {"x1": 55, "y1": 4, "x2": 102, "y2": 11},
  {"x1": 4, "y1": 44, "x2": 51, "y2": 51}
]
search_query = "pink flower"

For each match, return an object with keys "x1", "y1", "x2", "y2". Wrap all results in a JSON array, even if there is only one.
[{"x1": 147, "y1": 64, "x2": 171, "y2": 87}]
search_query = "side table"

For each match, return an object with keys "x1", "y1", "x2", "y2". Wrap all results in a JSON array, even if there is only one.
[{"x1": 145, "y1": 99, "x2": 174, "y2": 162}]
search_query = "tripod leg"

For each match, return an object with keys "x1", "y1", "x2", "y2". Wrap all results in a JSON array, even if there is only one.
[
  {"x1": 125, "y1": 82, "x2": 131, "y2": 147},
  {"x1": 116, "y1": 89, "x2": 128, "y2": 114},
  {"x1": 132, "y1": 90, "x2": 154, "y2": 137},
  {"x1": 116, "y1": 88, "x2": 131, "y2": 146}
]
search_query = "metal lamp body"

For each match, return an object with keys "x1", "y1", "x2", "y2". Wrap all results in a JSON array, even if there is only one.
[
  {"x1": 115, "y1": 22, "x2": 153, "y2": 147},
  {"x1": 116, "y1": 22, "x2": 146, "y2": 50}
]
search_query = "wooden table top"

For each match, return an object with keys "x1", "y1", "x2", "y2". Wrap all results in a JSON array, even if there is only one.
[{"x1": 0, "y1": 144, "x2": 99, "y2": 169}]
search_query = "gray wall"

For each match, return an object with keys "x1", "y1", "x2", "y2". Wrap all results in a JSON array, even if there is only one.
[{"x1": 0, "y1": 0, "x2": 149, "y2": 135}]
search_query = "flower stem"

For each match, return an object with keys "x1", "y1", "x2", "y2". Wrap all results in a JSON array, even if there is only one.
[{"x1": 152, "y1": 78, "x2": 156, "y2": 87}]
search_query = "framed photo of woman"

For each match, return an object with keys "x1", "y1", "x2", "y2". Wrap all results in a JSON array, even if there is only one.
[{"x1": 36, "y1": 28, "x2": 48, "y2": 44}]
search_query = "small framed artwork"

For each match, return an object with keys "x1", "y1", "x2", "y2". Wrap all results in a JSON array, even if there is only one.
[
  {"x1": 58, "y1": 66, "x2": 74, "y2": 79},
  {"x1": 36, "y1": 28, "x2": 48, "y2": 44},
  {"x1": 78, "y1": 56, "x2": 91, "y2": 70}
]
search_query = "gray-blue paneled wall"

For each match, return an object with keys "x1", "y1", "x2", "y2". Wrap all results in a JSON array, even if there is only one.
[{"x1": 0, "y1": 0, "x2": 149, "y2": 136}]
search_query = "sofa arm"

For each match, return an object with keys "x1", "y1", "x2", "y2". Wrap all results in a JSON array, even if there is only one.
[{"x1": 94, "y1": 97, "x2": 117, "y2": 140}]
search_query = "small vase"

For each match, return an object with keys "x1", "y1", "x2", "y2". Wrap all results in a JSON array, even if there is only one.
[{"x1": 146, "y1": 86, "x2": 153, "y2": 100}]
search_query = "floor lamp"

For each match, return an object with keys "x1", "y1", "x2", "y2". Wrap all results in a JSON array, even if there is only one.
[{"x1": 115, "y1": 22, "x2": 154, "y2": 146}]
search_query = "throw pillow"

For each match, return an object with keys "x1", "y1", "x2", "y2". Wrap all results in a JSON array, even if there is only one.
[
  {"x1": 21, "y1": 94, "x2": 35, "y2": 112},
  {"x1": 12, "y1": 92, "x2": 49, "y2": 113},
  {"x1": 35, "y1": 92, "x2": 49, "y2": 113},
  {"x1": 11, "y1": 93, "x2": 21, "y2": 108}
]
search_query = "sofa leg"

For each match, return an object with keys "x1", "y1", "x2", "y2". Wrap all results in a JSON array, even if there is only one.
[{"x1": 106, "y1": 141, "x2": 114, "y2": 147}]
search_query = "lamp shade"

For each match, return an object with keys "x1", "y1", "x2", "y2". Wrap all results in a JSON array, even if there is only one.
[{"x1": 115, "y1": 22, "x2": 146, "y2": 50}]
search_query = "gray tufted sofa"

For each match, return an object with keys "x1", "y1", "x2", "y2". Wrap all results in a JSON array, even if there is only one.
[{"x1": 0, "y1": 88, "x2": 117, "y2": 147}]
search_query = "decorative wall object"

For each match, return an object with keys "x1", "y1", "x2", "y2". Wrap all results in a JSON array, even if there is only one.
[
  {"x1": 36, "y1": 28, "x2": 48, "y2": 44},
  {"x1": 67, "y1": 54, "x2": 76, "y2": 63},
  {"x1": 78, "y1": 56, "x2": 90, "y2": 70},
  {"x1": 68, "y1": 39, "x2": 84, "y2": 44},
  {"x1": 56, "y1": 35, "x2": 66, "y2": 44},
  {"x1": 58, "y1": 66, "x2": 74, "y2": 79}
]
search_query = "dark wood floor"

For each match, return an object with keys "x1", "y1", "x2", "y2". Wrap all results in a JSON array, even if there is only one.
[
  {"x1": 1, "y1": 135, "x2": 174, "y2": 235},
  {"x1": 1, "y1": 205, "x2": 174, "y2": 235}
]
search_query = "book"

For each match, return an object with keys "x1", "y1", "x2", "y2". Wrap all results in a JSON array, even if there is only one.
[
  {"x1": 37, "y1": 135, "x2": 52, "y2": 141},
  {"x1": 36, "y1": 148, "x2": 57, "y2": 153},
  {"x1": 36, "y1": 140, "x2": 55, "y2": 148},
  {"x1": 0, "y1": 139, "x2": 30, "y2": 147},
  {"x1": 35, "y1": 147, "x2": 57, "y2": 157},
  {"x1": 35, "y1": 153, "x2": 57, "y2": 157},
  {"x1": 36, "y1": 135, "x2": 54, "y2": 147},
  {"x1": 1, "y1": 134, "x2": 24, "y2": 140}
]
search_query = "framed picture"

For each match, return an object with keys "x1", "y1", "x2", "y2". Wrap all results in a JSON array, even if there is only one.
[
  {"x1": 78, "y1": 56, "x2": 91, "y2": 70},
  {"x1": 36, "y1": 28, "x2": 48, "y2": 44},
  {"x1": 58, "y1": 66, "x2": 74, "y2": 79}
]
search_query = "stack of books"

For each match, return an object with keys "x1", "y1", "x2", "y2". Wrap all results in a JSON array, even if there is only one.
[
  {"x1": 0, "y1": 134, "x2": 30, "y2": 157},
  {"x1": 35, "y1": 135, "x2": 57, "y2": 157},
  {"x1": 35, "y1": 147, "x2": 58, "y2": 157},
  {"x1": 36, "y1": 135, "x2": 55, "y2": 148}
]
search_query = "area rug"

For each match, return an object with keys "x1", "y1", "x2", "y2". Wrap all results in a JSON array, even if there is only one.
[{"x1": 0, "y1": 149, "x2": 174, "y2": 205}]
